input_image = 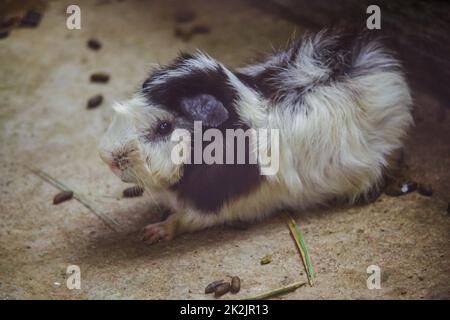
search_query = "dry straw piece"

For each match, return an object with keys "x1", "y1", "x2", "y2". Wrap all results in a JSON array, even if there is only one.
[{"x1": 243, "y1": 280, "x2": 306, "y2": 300}]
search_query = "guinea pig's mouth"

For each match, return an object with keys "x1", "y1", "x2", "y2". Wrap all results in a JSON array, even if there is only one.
[
  {"x1": 108, "y1": 163, "x2": 135, "y2": 183},
  {"x1": 98, "y1": 148, "x2": 138, "y2": 184}
]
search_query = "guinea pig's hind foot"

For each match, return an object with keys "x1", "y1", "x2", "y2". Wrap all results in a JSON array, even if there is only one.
[
  {"x1": 141, "y1": 219, "x2": 176, "y2": 244},
  {"x1": 141, "y1": 212, "x2": 207, "y2": 244},
  {"x1": 141, "y1": 212, "x2": 188, "y2": 244}
]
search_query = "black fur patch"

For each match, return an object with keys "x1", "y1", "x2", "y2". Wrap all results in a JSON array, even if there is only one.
[
  {"x1": 174, "y1": 135, "x2": 262, "y2": 212},
  {"x1": 236, "y1": 67, "x2": 281, "y2": 100},
  {"x1": 143, "y1": 57, "x2": 262, "y2": 213},
  {"x1": 144, "y1": 63, "x2": 239, "y2": 127}
]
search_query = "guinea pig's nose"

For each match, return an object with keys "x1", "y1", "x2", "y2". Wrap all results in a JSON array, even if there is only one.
[
  {"x1": 110, "y1": 154, "x2": 128, "y2": 177},
  {"x1": 113, "y1": 153, "x2": 129, "y2": 168}
]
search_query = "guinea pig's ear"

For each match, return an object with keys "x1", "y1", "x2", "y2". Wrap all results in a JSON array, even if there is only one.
[{"x1": 179, "y1": 94, "x2": 229, "y2": 127}]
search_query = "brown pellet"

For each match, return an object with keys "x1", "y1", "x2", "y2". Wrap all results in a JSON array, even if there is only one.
[
  {"x1": 53, "y1": 191, "x2": 73, "y2": 205},
  {"x1": 86, "y1": 94, "x2": 103, "y2": 109},
  {"x1": 1, "y1": 16, "x2": 20, "y2": 29},
  {"x1": 214, "y1": 282, "x2": 231, "y2": 298},
  {"x1": 123, "y1": 185, "x2": 144, "y2": 198},
  {"x1": 204, "y1": 280, "x2": 224, "y2": 294},
  {"x1": 90, "y1": 73, "x2": 110, "y2": 83},
  {"x1": 417, "y1": 183, "x2": 433, "y2": 197},
  {"x1": 230, "y1": 276, "x2": 240, "y2": 294},
  {"x1": 0, "y1": 31, "x2": 9, "y2": 40},
  {"x1": 20, "y1": 10, "x2": 42, "y2": 28},
  {"x1": 87, "y1": 38, "x2": 102, "y2": 50},
  {"x1": 191, "y1": 24, "x2": 211, "y2": 34}
]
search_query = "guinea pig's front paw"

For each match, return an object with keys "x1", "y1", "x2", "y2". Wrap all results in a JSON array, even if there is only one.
[{"x1": 141, "y1": 221, "x2": 174, "y2": 244}]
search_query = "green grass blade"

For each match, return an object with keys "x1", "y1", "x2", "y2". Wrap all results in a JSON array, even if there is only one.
[{"x1": 286, "y1": 213, "x2": 315, "y2": 286}]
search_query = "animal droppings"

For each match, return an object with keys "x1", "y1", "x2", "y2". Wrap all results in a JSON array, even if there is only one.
[
  {"x1": 87, "y1": 94, "x2": 103, "y2": 109},
  {"x1": 90, "y1": 72, "x2": 110, "y2": 83},
  {"x1": 53, "y1": 191, "x2": 74, "y2": 205},
  {"x1": 204, "y1": 280, "x2": 225, "y2": 294},
  {"x1": 214, "y1": 282, "x2": 231, "y2": 298},
  {"x1": 123, "y1": 185, "x2": 144, "y2": 198},
  {"x1": 230, "y1": 276, "x2": 241, "y2": 294}
]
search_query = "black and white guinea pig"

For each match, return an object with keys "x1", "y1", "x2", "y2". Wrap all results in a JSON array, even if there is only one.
[{"x1": 99, "y1": 29, "x2": 413, "y2": 243}]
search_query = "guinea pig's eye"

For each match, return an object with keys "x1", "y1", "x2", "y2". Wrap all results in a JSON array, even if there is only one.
[{"x1": 156, "y1": 120, "x2": 173, "y2": 135}]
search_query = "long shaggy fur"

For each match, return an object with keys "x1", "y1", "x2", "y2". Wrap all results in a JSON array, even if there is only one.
[{"x1": 99, "y1": 29, "x2": 413, "y2": 240}]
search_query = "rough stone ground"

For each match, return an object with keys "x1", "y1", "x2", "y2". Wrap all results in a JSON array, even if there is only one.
[{"x1": 0, "y1": 0, "x2": 449, "y2": 299}]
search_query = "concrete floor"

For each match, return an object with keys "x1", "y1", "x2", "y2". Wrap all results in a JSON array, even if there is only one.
[{"x1": 0, "y1": 0, "x2": 449, "y2": 299}]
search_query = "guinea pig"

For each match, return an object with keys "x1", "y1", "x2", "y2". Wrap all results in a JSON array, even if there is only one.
[{"x1": 99, "y1": 29, "x2": 413, "y2": 243}]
